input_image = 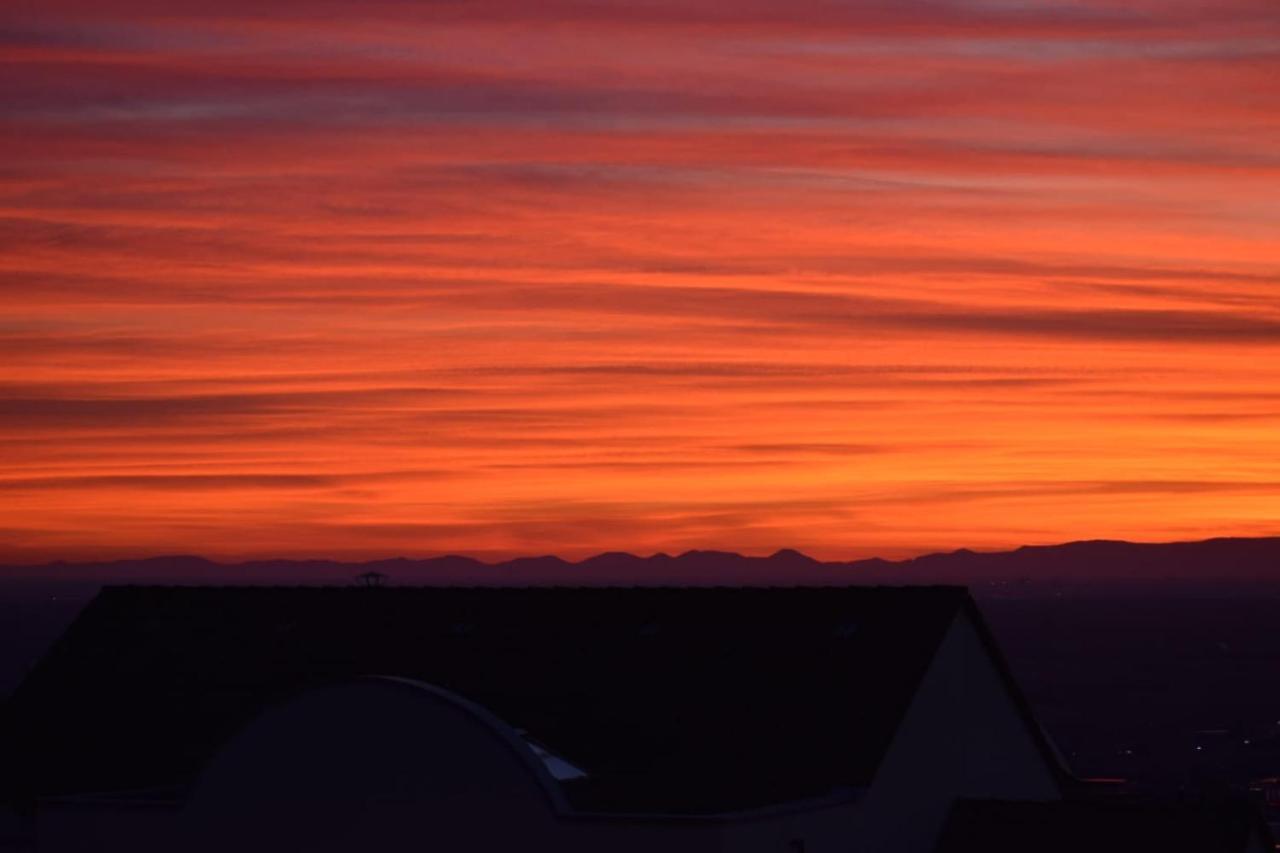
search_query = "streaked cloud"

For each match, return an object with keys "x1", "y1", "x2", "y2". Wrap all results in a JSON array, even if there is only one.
[{"x1": 2, "y1": 0, "x2": 1278, "y2": 562}]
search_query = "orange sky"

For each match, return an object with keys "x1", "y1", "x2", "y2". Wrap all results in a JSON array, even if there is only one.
[{"x1": 2, "y1": 0, "x2": 1279, "y2": 562}]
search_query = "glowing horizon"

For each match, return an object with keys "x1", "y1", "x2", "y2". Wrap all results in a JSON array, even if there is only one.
[{"x1": 3, "y1": 0, "x2": 1279, "y2": 563}]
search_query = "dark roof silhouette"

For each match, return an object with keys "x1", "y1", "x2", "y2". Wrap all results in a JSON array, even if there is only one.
[
  {"x1": 936, "y1": 798, "x2": 1274, "y2": 853},
  {"x1": 4, "y1": 584, "x2": 1035, "y2": 813}
]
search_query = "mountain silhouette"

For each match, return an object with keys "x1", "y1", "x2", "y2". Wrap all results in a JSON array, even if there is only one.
[{"x1": 4, "y1": 536, "x2": 1279, "y2": 585}]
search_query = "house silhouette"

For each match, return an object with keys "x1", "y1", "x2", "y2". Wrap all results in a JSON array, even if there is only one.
[{"x1": 1, "y1": 585, "x2": 1272, "y2": 852}]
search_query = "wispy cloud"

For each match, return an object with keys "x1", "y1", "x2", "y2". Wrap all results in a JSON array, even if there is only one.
[{"x1": 2, "y1": 0, "x2": 1279, "y2": 560}]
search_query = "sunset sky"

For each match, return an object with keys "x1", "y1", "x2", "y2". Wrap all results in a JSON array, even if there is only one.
[{"x1": 2, "y1": 0, "x2": 1279, "y2": 562}]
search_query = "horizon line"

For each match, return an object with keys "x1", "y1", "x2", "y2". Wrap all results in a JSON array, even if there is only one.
[{"x1": 5, "y1": 533, "x2": 1280, "y2": 570}]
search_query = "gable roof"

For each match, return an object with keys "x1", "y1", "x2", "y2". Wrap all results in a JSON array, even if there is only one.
[{"x1": 5, "y1": 584, "x2": 983, "y2": 813}]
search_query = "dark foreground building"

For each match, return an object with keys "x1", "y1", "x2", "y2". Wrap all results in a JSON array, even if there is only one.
[{"x1": 0, "y1": 585, "x2": 1272, "y2": 852}]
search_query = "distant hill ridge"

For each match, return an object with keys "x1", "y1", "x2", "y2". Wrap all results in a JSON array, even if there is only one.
[{"x1": 4, "y1": 536, "x2": 1280, "y2": 584}]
